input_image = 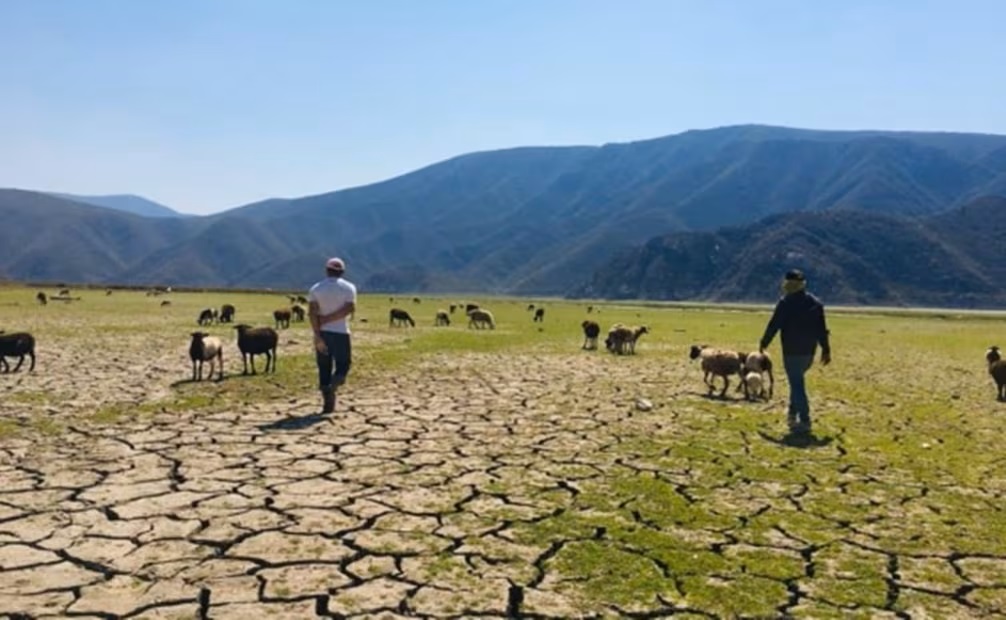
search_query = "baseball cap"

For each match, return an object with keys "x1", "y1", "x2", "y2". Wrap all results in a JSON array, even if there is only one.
[{"x1": 326, "y1": 257, "x2": 346, "y2": 271}]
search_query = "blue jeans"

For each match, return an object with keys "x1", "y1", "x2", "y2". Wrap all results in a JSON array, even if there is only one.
[
  {"x1": 784, "y1": 355, "x2": 814, "y2": 426},
  {"x1": 317, "y1": 332, "x2": 351, "y2": 391}
]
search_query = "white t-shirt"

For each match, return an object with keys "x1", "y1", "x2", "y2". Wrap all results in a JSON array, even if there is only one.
[{"x1": 308, "y1": 277, "x2": 357, "y2": 334}]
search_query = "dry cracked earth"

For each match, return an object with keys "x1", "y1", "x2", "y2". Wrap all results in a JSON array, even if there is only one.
[{"x1": 1, "y1": 329, "x2": 1006, "y2": 618}]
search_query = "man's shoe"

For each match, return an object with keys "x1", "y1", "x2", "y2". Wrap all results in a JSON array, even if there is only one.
[{"x1": 321, "y1": 389, "x2": 336, "y2": 414}]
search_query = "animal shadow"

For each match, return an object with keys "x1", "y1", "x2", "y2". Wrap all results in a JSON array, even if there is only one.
[
  {"x1": 258, "y1": 412, "x2": 331, "y2": 432},
  {"x1": 758, "y1": 430, "x2": 834, "y2": 449}
]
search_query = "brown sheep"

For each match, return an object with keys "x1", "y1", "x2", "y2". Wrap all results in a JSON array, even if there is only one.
[
  {"x1": 274, "y1": 308, "x2": 292, "y2": 329},
  {"x1": 390, "y1": 308, "x2": 416, "y2": 327},
  {"x1": 0, "y1": 332, "x2": 36, "y2": 373},
  {"x1": 533, "y1": 307, "x2": 545, "y2": 323},
  {"x1": 36, "y1": 292, "x2": 47, "y2": 305},
  {"x1": 465, "y1": 303, "x2": 480, "y2": 314},
  {"x1": 581, "y1": 320, "x2": 600, "y2": 350},
  {"x1": 988, "y1": 346, "x2": 1006, "y2": 401},
  {"x1": 197, "y1": 308, "x2": 215, "y2": 326},
  {"x1": 435, "y1": 310, "x2": 450, "y2": 326},
  {"x1": 291, "y1": 305, "x2": 306, "y2": 322},
  {"x1": 219, "y1": 304, "x2": 236, "y2": 323},
  {"x1": 160, "y1": 300, "x2": 171, "y2": 307},
  {"x1": 234, "y1": 324, "x2": 278, "y2": 374},
  {"x1": 689, "y1": 345, "x2": 743, "y2": 397},
  {"x1": 449, "y1": 304, "x2": 457, "y2": 314}
]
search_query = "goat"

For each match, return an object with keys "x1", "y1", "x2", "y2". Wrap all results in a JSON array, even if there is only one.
[
  {"x1": 197, "y1": 308, "x2": 215, "y2": 326},
  {"x1": 189, "y1": 332, "x2": 223, "y2": 381},
  {"x1": 274, "y1": 308, "x2": 292, "y2": 329},
  {"x1": 219, "y1": 304, "x2": 236, "y2": 324},
  {"x1": 582, "y1": 320, "x2": 601, "y2": 350},
  {"x1": 468, "y1": 308, "x2": 495, "y2": 329},
  {"x1": 689, "y1": 345, "x2": 743, "y2": 398},
  {"x1": 0, "y1": 332, "x2": 36, "y2": 373},
  {"x1": 533, "y1": 308, "x2": 545, "y2": 323},
  {"x1": 435, "y1": 310, "x2": 450, "y2": 326},
  {"x1": 234, "y1": 324, "x2": 278, "y2": 374},
  {"x1": 389, "y1": 308, "x2": 416, "y2": 327},
  {"x1": 988, "y1": 346, "x2": 1006, "y2": 401}
]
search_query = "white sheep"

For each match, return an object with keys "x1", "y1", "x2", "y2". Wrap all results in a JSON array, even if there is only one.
[
  {"x1": 468, "y1": 308, "x2": 495, "y2": 329},
  {"x1": 189, "y1": 332, "x2": 223, "y2": 381}
]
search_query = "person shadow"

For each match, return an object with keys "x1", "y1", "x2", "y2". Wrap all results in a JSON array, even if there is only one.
[
  {"x1": 758, "y1": 430, "x2": 834, "y2": 449},
  {"x1": 258, "y1": 412, "x2": 331, "y2": 432}
]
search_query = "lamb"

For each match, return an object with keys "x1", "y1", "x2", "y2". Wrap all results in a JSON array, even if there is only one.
[
  {"x1": 468, "y1": 308, "x2": 495, "y2": 329},
  {"x1": 533, "y1": 307, "x2": 545, "y2": 323},
  {"x1": 739, "y1": 351, "x2": 774, "y2": 400},
  {"x1": 0, "y1": 332, "x2": 36, "y2": 373},
  {"x1": 233, "y1": 324, "x2": 278, "y2": 374},
  {"x1": 36, "y1": 292, "x2": 47, "y2": 305},
  {"x1": 389, "y1": 308, "x2": 416, "y2": 327},
  {"x1": 291, "y1": 305, "x2": 306, "y2": 322},
  {"x1": 689, "y1": 345, "x2": 743, "y2": 397},
  {"x1": 197, "y1": 308, "x2": 215, "y2": 326},
  {"x1": 274, "y1": 308, "x2": 292, "y2": 329},
  {"x1": 189, "y1": 332, "x2": 223, "y2": 381},
  {"x1": 219, "y1": 304, "x2": 236, "y2": 324},
  {"x1": 435, "y1": 310, "x2": 450, "y2": 326},
  {"x1": 987, "y1": 346, "x2": 1006, "y2": 401},
  {"x1": 581, "y1": 320, "x2": 601, "y2": 350}
]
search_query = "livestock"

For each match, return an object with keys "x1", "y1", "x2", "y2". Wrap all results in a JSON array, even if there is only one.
[
  {"x1": 739, "y1": 351, "x2": 774, "y2": 400},
  {"x1": 189, "y1": 332, "x2": 223, "y2": 381},
  {"x1": 449, "y1": 304, "x2": 457, "y2": 314},
  {"x1": 533, "y1": 307, "x2": 546, "y2": 323},
  {"x1": 36, "y1": 292, "x2": 47, "y2": 305},
  {"x1": 413, "y1": 297, "x2": 422, "y2": 304},
  {"x1": 606, "y1": 324, "x2": 648, "y2": 355},
  {"x1": 296, "y1": 295, "x2": 308, "y2": 304},
  {"x1": 274, "y1": 308, "x2": 292, "y2": 329},
  {"x1": 581, "y1": 320, "x2": 601, "y2": 350},
  {"x1": 233, "y1": 324, "x2": 278, "y2": 374},
  {"x1": 468, "y1": 309, "x2": 495, "y2": 330},
  {"x1": 689, "y1": 345, "x2": 743, "y2": 397},
  {"x1": 59, "y1": 288, "x2": 70, "y2": 296},
  {"x1": 465, "y1": 303, "x2": 480, "y2": 314},
  {"x1": 291, "y1": 305, "x2": 306, "y2": 322},
  {"x1": 389, "y1": 308, "x2": 416, "y2": 327},
  {"x1": 219, "y1": 304, "x2": 236, "y2": 324},
  {"x1": 527, "y1": 304, "x2": 535, "y2": 311},
  {"x1": 160, "y1": 300, "x2": 171, "y2": 307},
  {"x1": 197, "y1": 308, "x2": 215, "y2": 326},
  {"x1": 988, "y1": 346, "x2": 1006, "y2": 401},
  {"x1": 0, "y1": 332, "x2": 35, "y2": 373},
  {"x1": 435, "y1": 310, "x2": 450, "y2": 326}
]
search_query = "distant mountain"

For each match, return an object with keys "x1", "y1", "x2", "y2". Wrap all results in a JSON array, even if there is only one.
[
  {"x1": 4, "y1": 124, "x2": 1006, "y2": 303},
  {"x1": 580, "y1": 196, "x2": 1006, "y2": 307},
  {"x1": 51, "y1": 193, "x2": 186, "y2": 218}
]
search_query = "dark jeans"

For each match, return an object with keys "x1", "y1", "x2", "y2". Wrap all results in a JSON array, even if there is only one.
[
  {"x1": 317, "y1": 332, "x2": 351, "y2": 391},
  {"x1": 783, "y1": 355, "x2": 815, "y2": 425}
]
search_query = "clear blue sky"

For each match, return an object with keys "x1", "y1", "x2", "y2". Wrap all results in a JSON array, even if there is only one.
[{"x1": 2, "y1": 0, "x2": 1005, "y2": 214}]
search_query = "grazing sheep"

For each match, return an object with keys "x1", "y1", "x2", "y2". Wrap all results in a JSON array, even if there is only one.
[
  {"x1": 106, "y1": 289, "x2": 113, "y2": 296},
  {"x1": 59, "y1": 288, "x2": 70, "y2": 296},
  {"x1": 581, "y1": 320, "x2": 601, "y2": 350},
  {"x1": 738, "y1": 351, "x2": 775, "y2": 400},
  {"x1": 413, "y1": 297, "x2": 422, "y2": 304},
  {"x1": 527, "y1": 304, "x2": 535, "y2": 311},
  {"x1": 465, "y1": 303, "x2": 480, "y2": 314},
  {"x1": 626, "y1": 326, "x2": 649, "y2": 354},
  {"x1": 689, "y1": 345, "x2": 743, "y2": 397},
  {"x1": 296, "y1": 295, "x2": 308, "y2": 305},
  {"x1": 274, "y1": 308, "x2": 292, "y2": 329},
  {"x1": 291, "y1": 305, "x2": 306, "y2": 322},
  {"x1": 987, "y1": 346, "x2": 1006, "y2": 401},
  {"x1": 219, "y1": 304, "x2": 236, "y2": 324},
  {"x1": 468, "y1": 308, "x2": 495, "y2": 330},
  {"x1": 233, "y1": 324, "x2": 278, "y2": 374},
  {"x1": 0, "y1": 332, "x2": 36, "y2": 373},
  {"x1": 587, "y1": 305, "x2": 594, "y2": 314},
  {"x1": 36, "y1": 292, "x2": 47, "y2": 305},
  {"x1": 197, "y1": 308, "x2": 215, "y2": 326},
  {"x1": 435, "y1": 310, "x2": 450, "y2": 326},
  {"x1": 161, "y1": 300, "x2": 172, "y2": 307},
  {"x1": 389, "y1": 308, "x2": 416, "y2": 327},
  {"x1": 533, "y1": 307, "x2": 545, "y2": 323},
  {"x1": 449, "y1": 304, "x2": 457, "y2": 314},
  {"x1": 607, "y1": 324, "x2": 648, "y2": 355},
  {"x1": 189, "y1": 332, "x2": 223, "y2": 381}
]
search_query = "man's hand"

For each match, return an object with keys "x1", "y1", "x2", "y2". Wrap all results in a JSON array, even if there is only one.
[
  {"x1": 314, "y1": 334, "x2": 328, "y2": 354},
  {"x1": 821, "y1": 350, "x2": 831, "y2": 366}
]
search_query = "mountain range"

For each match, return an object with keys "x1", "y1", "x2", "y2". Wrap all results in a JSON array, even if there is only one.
[
  {"x1": 49, "y1": 193, "x2": 186, "y2": 218},
  {"x1": 4, "y1": 124, "x2": 1006, "y2": 306}
]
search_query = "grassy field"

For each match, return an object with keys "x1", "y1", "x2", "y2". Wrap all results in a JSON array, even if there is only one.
[{"x1": 0, "y1": 285, "x2": 1004, "y2": 617}]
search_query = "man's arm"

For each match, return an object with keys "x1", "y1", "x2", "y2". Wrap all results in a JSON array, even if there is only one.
[
  {"x1": 309, "y1": 300, "x2": 326, "y2": 353},
  {"x1": 319, "y1": 301, "x2": 356, "y2": 324},
  {"x1": 759, "y1": 300, "x2": 785, "y2": 352},
  {"x1": 817, "y1": 304, "x2": 831, "y2": 364}
]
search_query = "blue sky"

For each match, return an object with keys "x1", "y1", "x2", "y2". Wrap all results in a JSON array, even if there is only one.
[{"x1": 2, "y1": 0, "x2": 1005, "y2": 214}]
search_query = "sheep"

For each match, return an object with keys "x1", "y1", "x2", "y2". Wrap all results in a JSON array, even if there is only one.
[
  {"x1": 987, "y1": 346, "x2": 1006, "y2": 401},
  {"x1": 739, "y1": 351, "x2": 775, "y2": 400},
  {"x1": 689, "y1": 345, "x2": 743, "y2": 397},
  {"x1": 233, "y1": 324, "x2": 278, "y2": 374},
  {"x1": 274, "y1": 308, "x2": 292, "y2": 329},
  {"x1": 105, "y1": 289, "x2": 113, "y2": 296},
  {"x1": 465, "y1": 303, "x2": 480, "y2": 314},
  {"x1": 296, "y1": 295, "x2": 308, "y2": 305},
  {"x1": 527, "y1": 304, "x2": 535, "y2": 311},
  {"x1": 36, "y1": 292, "x2": 47, "y2": 305},
  {"x1": 533, "y1": 307, "x2": 545, "y2": 323},
  {"x1": 291, "y1": 305, "x2": 306, "y2": 322},
  {"x1": 581, "y1": 320, "x2": 601, "y2": 350},
  {"x1": 0, "y1": 332, "x2": 36, "y2": 373},
  {"x1": 197, "y1": 308, "x2": 215, "y2": 326},
  {"x1": 625, "y1": 326, "x2": 649, "y2": 354},
  {"x1": 413, "y1": 297, "x2": 422, "y2": 304},
  {"x1": 219, "y1": 304, "x2": 236, "y2": 324},
  {"x1": 161, "y1": 300, "x2": 172, "y2": 307},
  {"x1": 389, "y1": 308, "x2": 416, "y2": 327},
  {"x1": 606, "y1": 324, "x2": 648, "y2": 355},
  {"x1": 449, "y1": 304, "x2": 457, "y2": 314},
  {"x1": 189, "y1": 332, "x2": 223, "y2": 381},
  {"x1": 587, "y1": 305, "x2": 594, "y2": 314},
  {"x1": 468, "y1": 308, "x2": 495, "y2": 330},
  {"x1": 59, "y1": 288, "x2": 70, "y2": 296},
  {"x1": 435, "y1": 310, "x2": 450, "y2": 326}
]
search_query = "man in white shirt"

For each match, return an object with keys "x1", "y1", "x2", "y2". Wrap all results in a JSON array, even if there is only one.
[{"x1": 308, "y1": 257, "x2": 357, "y2": 414}]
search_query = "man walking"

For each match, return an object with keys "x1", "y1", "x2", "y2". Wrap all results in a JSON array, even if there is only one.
[
  {"x1": 308, "y1": 257, "x2": 357, "y2": 414},
  {"x1": 759, "y1": 269, "x2": 831, "y2": 434}
]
